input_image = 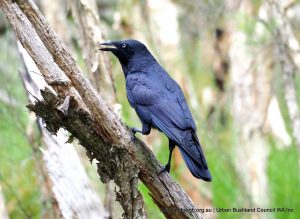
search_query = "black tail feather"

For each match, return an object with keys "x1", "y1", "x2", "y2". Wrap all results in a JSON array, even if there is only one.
[{"x1": 179, "y1": 146, "x2": 212, "y2": 181}]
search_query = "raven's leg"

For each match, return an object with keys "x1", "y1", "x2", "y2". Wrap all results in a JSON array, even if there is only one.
[
  {"x1": 158, "y1": 139, "x2": 175, "y2": 176},
  {"x1": 130, "y1": 122, "x2": 151, "y2": 141}
]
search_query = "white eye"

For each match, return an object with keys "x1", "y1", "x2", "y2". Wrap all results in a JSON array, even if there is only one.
[{"x1": 122, "y1": 43, "x2": 127, "y2": 48}]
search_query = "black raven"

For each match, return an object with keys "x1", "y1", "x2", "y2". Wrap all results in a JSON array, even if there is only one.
[{"x1": 99, "y1": 39, "x2": 212, "y2": 181}]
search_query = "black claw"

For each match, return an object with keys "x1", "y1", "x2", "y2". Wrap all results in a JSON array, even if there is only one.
[
  {"x1": 130, "y1": 127, "x2": 138, "y2": 135},
  {"x1": 128, "y1": 128, "x2": 137, "y2": 143},
  {"x1": 129, "y1": 135, "x2": 136, "y2": 143},
  {"x1": 158, "y1": 164, "x2": 170, "y2": 176}
]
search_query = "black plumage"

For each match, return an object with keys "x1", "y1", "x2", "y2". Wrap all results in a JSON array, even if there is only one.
[{"x1": 99, "y1": 39, "x2": 212, "y2": 181}]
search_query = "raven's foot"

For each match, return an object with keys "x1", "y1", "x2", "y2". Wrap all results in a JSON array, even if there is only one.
[
  {"x1": 128, "y1": 127, "x2": 137, "y2": 143},
  {"x1": 158, "y1": 164, "x2": 171, "y2": 176}
]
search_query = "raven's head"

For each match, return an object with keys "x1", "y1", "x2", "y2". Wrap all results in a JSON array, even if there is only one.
[{"x1": 99, "y1": 39, "x2": 155, "y2": 76}]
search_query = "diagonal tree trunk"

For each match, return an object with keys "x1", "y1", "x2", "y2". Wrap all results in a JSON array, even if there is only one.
[
  {"x1": 70, "y1": 1, "x2": 121, "y2": 217},
  {"x1": 18, "y1": 43, "x2": 107, "y2": 219}
]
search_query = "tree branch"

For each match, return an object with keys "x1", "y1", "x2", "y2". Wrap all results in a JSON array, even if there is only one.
[
  {"x1": 18, "y1": 42, "x2": 107, "y2": 219},
  {"x1": 0, "y1": 0, "x2": 202, "y2": 218}
]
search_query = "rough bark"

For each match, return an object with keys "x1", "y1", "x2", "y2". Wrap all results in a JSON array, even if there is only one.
[
  {"x1": 0, "y1": 0, "x2": 202, "y2": 218},
  {"x1": 70, "y1": 1, "x2": 120, "y2": 217},
  {"x1": 104, "y1": 182, "x2": 115, "y2": 219},
  {"x1": 19, "y1": 43, "x2": 107, "y2": 219},
  {"x1": 1, "y1": 1, "x2": 144, "y2": 218}
]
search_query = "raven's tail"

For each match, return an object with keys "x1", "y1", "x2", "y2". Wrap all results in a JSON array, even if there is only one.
[
  {"x1": 177, "y1": 130, "x2": 212, "y2": 181},
  {"x1": 179, "y1": 146, "x2": 212, "y2": 181}
]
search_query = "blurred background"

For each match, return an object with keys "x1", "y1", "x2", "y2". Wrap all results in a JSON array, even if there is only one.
[{"x1": 0, "y1": 0, "x2": 300, "y2": 218}]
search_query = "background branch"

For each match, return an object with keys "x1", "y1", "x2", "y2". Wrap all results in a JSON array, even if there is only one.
[
  {"x1": 269, "y1": 0, "x2": 300, "y2": 151},
  {"x1": 70, "y1": 0, "x2": 117, "y2": 106}
]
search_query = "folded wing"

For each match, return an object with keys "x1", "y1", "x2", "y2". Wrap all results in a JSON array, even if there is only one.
[{"x1": 126, "y1": 75, "x2": 211, "y2": 181}]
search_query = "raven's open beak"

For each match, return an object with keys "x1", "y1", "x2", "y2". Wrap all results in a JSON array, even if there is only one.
[{"x1": 98, "y1": 42, "x2": 118, "y2": 51}]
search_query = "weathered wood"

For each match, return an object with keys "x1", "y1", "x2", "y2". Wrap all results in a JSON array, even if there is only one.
[
  {"x1": 17, "y1": 0, "x2": 124, "y2": 144},
  {"x1": 19, "y1": 43, "x2": 107, "y2": 219},
  {"x1": 1, "y1": 2, "x2": 145, "y2": 218},
  {"x1": 70, "y1": 1, "x2": 121, "y2": 217},
  {"x1": 0, "y1": 0, "x2": 203, "y2": 218}
]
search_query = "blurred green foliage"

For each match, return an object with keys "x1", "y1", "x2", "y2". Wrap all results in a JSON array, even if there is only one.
[{"x1": 0, "y1": 32, "x2": 42, "y2": 218}]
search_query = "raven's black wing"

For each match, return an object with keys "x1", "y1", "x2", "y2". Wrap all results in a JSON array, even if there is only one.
[
  {"x1": 126, "y1": 73, "x2": 195, "y2": 132},
  {"x1": 126, "y1": 73, "x2": 211, "y2": 181}
]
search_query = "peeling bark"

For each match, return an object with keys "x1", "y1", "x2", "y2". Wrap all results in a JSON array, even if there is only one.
[
  {"x1": 70, "y1": 1, "x2": 120, "y2": 217},
  {"x1": 19, "y1": 43, "x2": 107, "y2": 219}
]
